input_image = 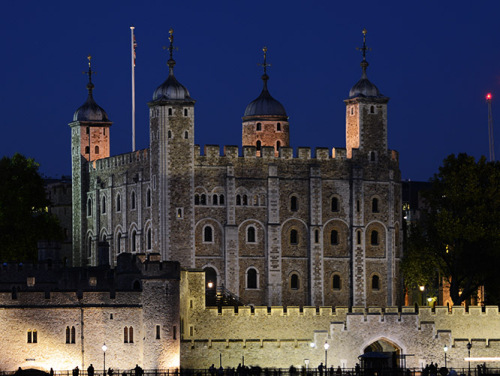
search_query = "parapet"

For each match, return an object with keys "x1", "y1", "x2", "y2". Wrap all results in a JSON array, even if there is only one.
[{"x1": 94, "y1": 149, "x2": 149, "y2": 171}]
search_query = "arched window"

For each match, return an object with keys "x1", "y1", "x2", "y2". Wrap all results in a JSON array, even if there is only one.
[
  {"x1": 372, "y1": 275, "x2": 380, "y2": 290},
  {"x1": 372, "y1": 198, "x2": 379, "y2": 213},
  {"x1": 146, "y1": 189, "x2": 151, "y2": 207},
  {"x1": 242, "y1": 195, "x2": 248, "y2": 206},
  {"x1": 330, "y1": 230, "x2": 339, "y2": 245},
  {"x1": 87, "y1": 198, "x2": 92, "y2": 216},
  {"x1": 195, "y1": 194, "x2": 200, "y2": 205},
  {"x1": 370, "y1": 151, "x2": 376, "y2": 162},
  {"x1": 253, "y1": 195, "x2": 258, "y2": 206},
  {"x1": 256, "y1": 141, "x2": 261, "y2": 151},
  {"x1": 116, "y1": 194, "x2": 121, "y2": 212},
  {"x1": 201, "y1": 194, "x2": 206, "y2": 205},
  {"x1": 333, "y1": 275, "x2": 341, "y2": 290},
  {"x1": 184, "y1": 108, "x2": 188, "y2": 116},
  {"x1": 117, "y1": 233, "x2": 122, "y2": 253},
  {"x1": 87, "y1": 236, "x2": 92, "y2": 259},
  {"x1": 168, "y1": 108, "x2": 173, "y2": 116},
  {"x1": 291, "y1": 274, "x2": 300, "y2": 290},
  {"x1": 85, "y1": 146, "x2": 90, "y2": 154},
  {"x1": 131, "y1": 191, "x2": 136, "y2": 210},
  {"x1": 247, "y1": 226, "x2": 256, "y2": 243},
  {"x1": 247, "y1": 268, "x2": 257, "y2": 289},
  {"x1": 129, "y1": 327, "x2": 134, "y2": 343},
  {"x1": 290, "y1": 229, "x2": 298, "y2": 245},
  {"x1": 131, "y1": 231, "x2": 137, "y2": 253},
  {"x1": 290, "y1": 196, "x2": 298, "y2": 212},
  {"x1": 370, "y1": 105, "x2": 375, "y2": 114},
  {"x1": 203, "y1": 226, "x2": 213, "y2": 243},
  {"x1": 124, "y1": 327, "x2": 128, "y2": 343},
  {"x1": 95, "y1": 146, "x2": 99, "y2": 154},
  {"x1": 256, "y1": 123, "x2": 262, "y2": 131},
  {"x1": 213, "y1": 195, "x2": 218, "y2": 206},
  {"x1": 277, "y1": 122, "x2": 281, "y2": 131},
  {"x1": 236, "y1": 195, "x2": 241, "y2": 206},
  {"x1": 168, "y1": 130, "x2": 172, "y2": 139},
  {"x1": 220, "y1": 194, "x2": 225, "y2": 205},
  {"x1": 184, "y1": 131, "x2": 188, "y2": 139},
  {"x1": 66, "y1": 326, "x2": 70, "y2": 343},
  {"x1": 371, "y1": 230, "x2": 379, "y2": 245},
  {"x1": 71, "y1": 326, "x2": 75, "y2": 344},
  {"x1": 147, "y1": 228, "x2": 152, "y2": 250},
  {"x1": 276, "y1": 141, "x2": 281, "y2": 150},
  {"x1": 101, "y1": 195, "x2": 106, "y2": 214},
  {"x1": 331, "y1": 197, "x2": 339, "y2": 212}
]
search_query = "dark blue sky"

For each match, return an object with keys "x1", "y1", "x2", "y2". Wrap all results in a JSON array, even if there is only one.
[{"x1": 2, "y1": 1, "x2": 500, "y2": 181}]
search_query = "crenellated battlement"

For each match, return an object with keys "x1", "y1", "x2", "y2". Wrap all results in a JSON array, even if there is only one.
[
  {"x1": 195, "y1": 144, "x2": 352, "y2": 161},
  {"x1": 202, "y1": 304, "x2": 500, "y2": 318},
  {"x1": 93, "y1": 148, "x2": 150, "y2": 171},
  {"x1": 194, "y1": 144, "x2": 399, "y2": 163}
]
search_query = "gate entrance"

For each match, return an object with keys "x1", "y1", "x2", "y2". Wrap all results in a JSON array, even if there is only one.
[{"x1": 360, "y1": 338, "x2": 402, "y2": 371}]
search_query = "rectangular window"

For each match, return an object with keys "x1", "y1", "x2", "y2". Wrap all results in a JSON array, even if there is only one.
[
  {"x1": 156, "y1": 325, "x2": 161, "y2": 340},
  {"x1": 27, "y1": 331, "x2": 32, "y2": 343},
  {"x1": 173, "y1": 326, "x2": 177, "y2": 340},
  {"x1": 189, "y1": 326, "x2": 193, "y2": 337},
  {"x1": 33, "y1": 331, "x2": 37, "y2": 343}
]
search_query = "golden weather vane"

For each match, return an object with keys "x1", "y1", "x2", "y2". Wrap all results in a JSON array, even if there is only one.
[{"x1": 258, "y1": 46, "x2": 271, "y2": 76}]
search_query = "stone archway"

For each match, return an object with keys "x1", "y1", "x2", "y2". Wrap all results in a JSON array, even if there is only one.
[{"x1": 361, "y1": 338, "x2": 402, "y2": 369}]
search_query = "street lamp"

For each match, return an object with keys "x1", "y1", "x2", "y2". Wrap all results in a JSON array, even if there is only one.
[
  {"x1": 419, "y1": 286, "x2": 425, "y2": 306},
  {"x1": 324, "y1": 342, "x2": 330, "y2": 371},
  {"x1": 102, "y1": 343, "x2": 107, "y2": 376},
  {"x1": 466, "y1": 342, "x2": 472, "y2": 376},
  {"x1": 443, "y1": 345, "x2": 448, "y2": 368}
]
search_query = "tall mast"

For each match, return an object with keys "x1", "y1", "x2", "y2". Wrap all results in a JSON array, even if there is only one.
[
  {"x1": 487, "y1": 93, "x2": 495, "y2": 162},
  {"x1": 130, "y1": 26, "x2": 136, "y2": 152}
]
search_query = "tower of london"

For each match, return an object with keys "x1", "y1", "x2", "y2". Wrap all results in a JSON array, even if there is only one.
[{"x1": 70, "y1": 29, "x2": 402, "y2": 308}]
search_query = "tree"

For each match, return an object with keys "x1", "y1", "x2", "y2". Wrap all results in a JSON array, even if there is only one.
[
  {"x1": 403, "y1": 153, "x2": 500, "y2": 306},
  {"x1": 0, "y1": 153, "x2": 63, "y2": 262}
]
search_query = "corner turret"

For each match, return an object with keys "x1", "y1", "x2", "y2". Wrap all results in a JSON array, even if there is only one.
[
  {"x1": 345, "y1": 29, "x2": 389, "y2": 159},
  {"x1": 242, "y1": 47, "x2": 289, "y2": 157}
]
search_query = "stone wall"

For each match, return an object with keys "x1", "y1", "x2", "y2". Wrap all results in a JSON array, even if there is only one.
[{"x1": 181, "y1": 270, "x2": 500, "y2": 371}]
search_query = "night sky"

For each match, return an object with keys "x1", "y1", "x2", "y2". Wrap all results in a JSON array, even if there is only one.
[{"x1": 2, "y1": 1, "x2": 500, "y2": 181}]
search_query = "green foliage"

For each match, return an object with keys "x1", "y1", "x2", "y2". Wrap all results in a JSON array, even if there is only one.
[
  {"x1": 403, "y1": 153, "x2": 500, "y2": 305},
  {"x1": 0, "y1": 153, "x2": 63, "y2": 262}
]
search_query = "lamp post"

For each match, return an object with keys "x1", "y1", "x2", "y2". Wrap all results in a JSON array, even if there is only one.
[
  {"x1": 324, "y1": 342, "x2": 330, "y2": 371},
  {"x1": 466, "y1": 342, "x2": 472, "y2": 376},
  {"x1": 102, "y1": 343, "x2": 107, "y2": 376},
  {"x1": 444, "y1": 345, "x2": 448, "y2": 368},
  {"x1": 419, "y1": 285, "x2": 425, "y2": 306}
]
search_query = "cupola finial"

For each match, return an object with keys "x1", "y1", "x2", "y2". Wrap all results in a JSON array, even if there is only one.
[
  {"x1": 356, "y1": 28, "x2": 371, "y2": 78},
  {"x1": 83, "y1": 55, "x2": 95, "y2": 96},
  {"x1": 167, "y1": 28, "x2": 177, "y2": 71},
  {"x1": 258, "y1": 46, "x2": 271, "y2": 88}
]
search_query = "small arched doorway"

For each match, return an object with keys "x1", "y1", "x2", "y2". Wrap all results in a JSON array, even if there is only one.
[
  {"x1": 360, "y1": 338, "x2": 402, "y2": 370},
  {"x1": 204, "y1": 267, "x2": 217, "y2": 306}
]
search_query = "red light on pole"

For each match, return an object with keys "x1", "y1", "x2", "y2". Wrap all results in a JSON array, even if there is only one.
[{"x1": 486, "y1": 93, "x2": 492, "y2": 101}]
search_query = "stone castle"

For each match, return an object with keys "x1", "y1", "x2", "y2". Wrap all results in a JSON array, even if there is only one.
[
  {"x1": 70, "y1": 29, "x2": 401, "y2": 309},
  {"x1": 5, "y1": 30, "x2": 498, "y2": 374}
]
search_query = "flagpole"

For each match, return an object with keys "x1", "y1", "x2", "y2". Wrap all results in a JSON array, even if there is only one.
[{"x1": 130, "y1": 26, "x2": 136, "y2": 152}]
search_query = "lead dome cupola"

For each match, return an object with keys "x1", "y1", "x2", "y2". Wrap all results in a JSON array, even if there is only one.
[
  {"x1": 73, "y1": 56, "x2": 110, "y2": 122},
  {"x1": 243, "y1": 47, "x2": 287, "y2": 120},
  {"x1": 151, "y1": 29, "x2": 194, "y2": 103},
  {"x1": 348, "y1": 29, "x2": 384, "y2": 99}
]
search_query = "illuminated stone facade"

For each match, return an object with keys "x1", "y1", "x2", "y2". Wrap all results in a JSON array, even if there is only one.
[
  {"x1": 0, "y1": 254, "x2": 180, "y2": 372},
  {"x1": 70, "y1": 36, "x2": 402, "y2": 308}
]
